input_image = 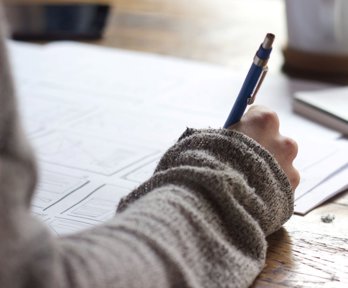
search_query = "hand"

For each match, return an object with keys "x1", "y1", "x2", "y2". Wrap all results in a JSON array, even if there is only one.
[{"x1": 229, "y1": 105, "x2": 300, "y2": 191}]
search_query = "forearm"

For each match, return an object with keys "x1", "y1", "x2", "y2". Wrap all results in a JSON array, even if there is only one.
[
  {"x1": 112, "y1": 128, "x2": 293, "y2": 287},
  {"x1": 53, "y1": 128, "x2": 292, "y2": 288},
  {"x1": 57, "y1": 182, "x2": 267, "y2": 288},
  {"x1": 119, "y1": 128, "x2": 293, "y2": 236},
  {"x1": 1, "y1": 128, "x2": 293, "y2": 288}
]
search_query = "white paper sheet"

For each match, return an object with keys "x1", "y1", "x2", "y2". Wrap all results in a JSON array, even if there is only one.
[{"x1": 8, "y1": 40, "x2": 348, "y2": 234}]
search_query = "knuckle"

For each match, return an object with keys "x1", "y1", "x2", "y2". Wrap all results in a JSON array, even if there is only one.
[
  {"x1": 249, "y1": 109, "x2": 279, "y2": 130},
  {"x1": 281, "y1": 137, "x2": 298, "y2": 159},
  {"x1": 258, "y1": 110, "x2": 279, "y2": 130},
  {"x1": 264, "y1": 110, "x2": 279, "y2": 122},
  {"x1": 290, "y1": 168, "x2": 301, "y2": 190}
]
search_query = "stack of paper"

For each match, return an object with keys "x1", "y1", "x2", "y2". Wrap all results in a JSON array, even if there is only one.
[
  {"x1": 292, "y1": 87, "x2": 348, "y2": 214},
  {"x1": 8, "y1": 41, "x2": 348, "y2": 234},
  {"x1": 294, "y1": 87, "x2": 348, "y2": 135}
]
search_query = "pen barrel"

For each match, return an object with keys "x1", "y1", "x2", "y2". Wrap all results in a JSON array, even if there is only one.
[
  {"x1": 223, "y1": 64, "x2": 263, "y2": 128},
  {"x1": 223, "y1": 33, "x2": 274, "y2": 128},
  {"x1": 257, "y1": 43, "x2": 272, "y2": 60}
]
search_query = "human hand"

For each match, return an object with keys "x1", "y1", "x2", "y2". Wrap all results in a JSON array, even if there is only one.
[{"x1": 229, "y1": 105, "x2": 300, "y2": 191}]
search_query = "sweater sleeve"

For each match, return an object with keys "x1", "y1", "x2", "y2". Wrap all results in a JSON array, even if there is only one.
[
  {"x1": 0, "y1": 7, "x2": 293, "y2": 288},
  {"x1": 1, "y1": 130, "x2": 294, "y2": 288},
  {"x1": 67, "y1": 130, "x2": 293, "y2": 288}
]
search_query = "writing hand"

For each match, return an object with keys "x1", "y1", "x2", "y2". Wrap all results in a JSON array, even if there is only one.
[{"x1": 229, "y1": 105, "x2": 300, "y2": 191}]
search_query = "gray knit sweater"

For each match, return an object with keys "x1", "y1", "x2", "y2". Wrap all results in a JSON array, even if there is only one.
[{"x1": 0, "y1": 8, "x2": 293, "y2": 288}]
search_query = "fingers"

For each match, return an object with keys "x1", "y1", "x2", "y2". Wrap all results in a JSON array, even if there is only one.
[
  {"x1": 230, "y1": 105, "x2": 300, "y2": 191},
  {"x1": 231, "y1": 106, "x2": 280, "y2": 142},
  {"x1": 246, "y1": 105, "x2": 280, "y2": 133},
  {"x1": 275, "y1": 135, "x2": 300, "y2": 190},
  {"x1": 288, "y1": 167, "x2": 301, "y2": 191}
]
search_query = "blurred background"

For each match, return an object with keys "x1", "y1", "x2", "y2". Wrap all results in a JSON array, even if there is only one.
[
  {"x1": 4, "y1": 0, "x2": 113, "y2": 40},
  {"x1": 104, "y1": 0, "x2": 286, "y2": 72},
  {"x1": 6, "y1": 0, "x2": 348, "y2": 83},
  {"x1": 4, "y1": 0, "x2": 287, "y2": 72}
]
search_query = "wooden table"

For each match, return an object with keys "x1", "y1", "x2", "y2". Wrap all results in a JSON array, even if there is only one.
[{"x1": 89, "y1": 0, "x2": 348, "y2": 286}]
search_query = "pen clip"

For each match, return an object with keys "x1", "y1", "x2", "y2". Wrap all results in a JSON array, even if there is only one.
[{"x1": 248, "y1": 66, "x2": 268, "y2": 105}]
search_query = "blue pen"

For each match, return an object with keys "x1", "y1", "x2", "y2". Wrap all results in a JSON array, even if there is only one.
[{"x1": 223, "y1": 33, "x2": 275, "y2": 128}]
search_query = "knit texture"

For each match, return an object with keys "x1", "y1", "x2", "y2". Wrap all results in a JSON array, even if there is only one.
[{"x1": 0, "y1": 7, "x2": 293, "y2": 288}]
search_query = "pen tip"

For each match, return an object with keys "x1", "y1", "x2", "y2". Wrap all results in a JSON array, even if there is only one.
[{"x1": 262, "y1": 33, "x2": 275, "y2": 49}]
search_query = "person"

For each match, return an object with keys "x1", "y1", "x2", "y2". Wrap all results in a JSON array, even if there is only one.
[{"x1": 0, "y1": 4, "x2": 300, "y2": 288}]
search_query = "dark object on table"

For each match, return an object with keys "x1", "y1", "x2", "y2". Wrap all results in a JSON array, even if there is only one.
[
  {"x1": 282, "y1": 46, "x2": 348, "y2": 85},
  {"x1": 4, "y1": 3, "x2": 111, "y2": 40}
]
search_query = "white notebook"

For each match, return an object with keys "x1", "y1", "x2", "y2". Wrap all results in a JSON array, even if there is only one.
[
  {"x1": 8, "y1": 41, "x2": 348, "y2": 233},
  {"x1": 293, "y1": 87, "x2": 348, "y2": 135}
]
